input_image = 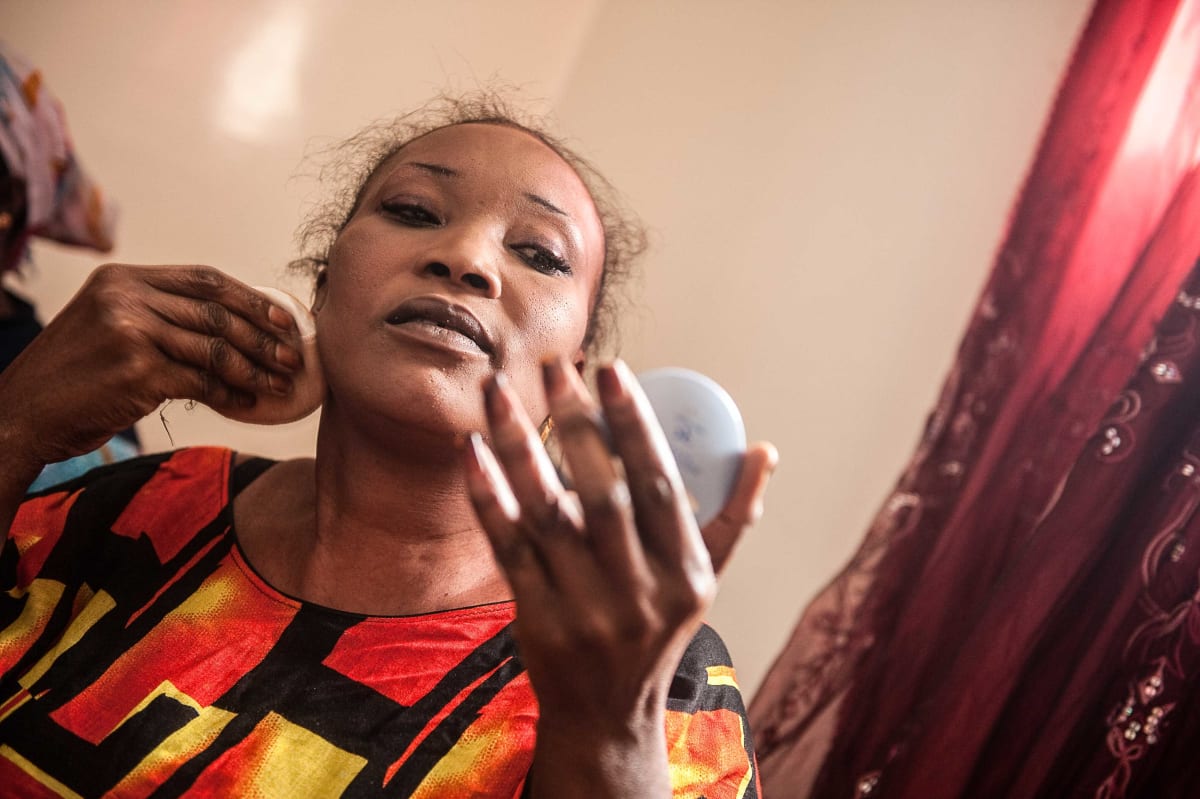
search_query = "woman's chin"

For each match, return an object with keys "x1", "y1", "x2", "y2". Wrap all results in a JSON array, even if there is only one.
[{"x1": 319, "y1": 385, "x2": 484, "y2": 451}]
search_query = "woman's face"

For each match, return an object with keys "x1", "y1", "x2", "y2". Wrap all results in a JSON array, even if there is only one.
[{"x1": 315, "y1": 122, "x2": 606, "y2": 442}]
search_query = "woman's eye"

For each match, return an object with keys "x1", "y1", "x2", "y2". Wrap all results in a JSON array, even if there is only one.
[
  {"x1": 513, "y1": 244, "x2": 572, "y2": 276},
  {"x1": 381, "y1": 201, "x2": 440, "y2": 227}
]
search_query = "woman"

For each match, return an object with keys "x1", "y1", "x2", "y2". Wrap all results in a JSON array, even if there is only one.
[{"x1": 0, "y1": 96, "x2": 776, "y2": 797}]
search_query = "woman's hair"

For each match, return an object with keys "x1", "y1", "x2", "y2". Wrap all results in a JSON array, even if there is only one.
[{"x1": 289, "y1": 92, "x2": 646, "y2": 356}]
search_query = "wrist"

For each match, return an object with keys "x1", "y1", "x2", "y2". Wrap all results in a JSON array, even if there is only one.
[
  {"x1": 0, "y1": 412, "x2": 44, "y2": 490},
  {"x1": 536, "y1": 701, "x2": 666, "y2": 745},
  {"x1": 530, "y1": 707, "x2": 671, "y2": 799}
]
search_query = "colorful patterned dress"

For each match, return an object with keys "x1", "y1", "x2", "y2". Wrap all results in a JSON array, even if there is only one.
[{"x1": 1, "y1": 447, "x2": 759, "y2": 797}]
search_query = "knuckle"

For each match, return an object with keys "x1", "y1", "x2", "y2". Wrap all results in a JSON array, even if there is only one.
[
  {"x1": 254, "y1": 326, "x2": 276, "y2": 355},
  {"x1": 201, "y1": 300, "x2": 232, "y2": 333},
  {"x1": 571, "y1": 614, "x2": 616, "y2": 648},
  {"x1": 104, "y1": 310, "x2": 145, "y2": 344},
  {"x1": 665, "y1": 577, "x2": 712, "y2": 620},
  {"x1": 123, "y1": 350, "x2": 158, "y2": 380},
  {"x1": 206, "y1": 337, "x2": 230, "y2": 371},
  {"x1": 523, "y1": 492, "x2": 575, "y2": 533},
  {"x1": 581, "y1": 481, "x2": 631, "y2": 523},
  {"x1": 89, "y1": 262, "x2": 130, "y2": 288},
  {"x1": 634, "y1": 473, "x2": 675, "y2": 508},
  {"x1": 246, "y1": 290, "x2": 270, "y2": 318},
  {"x1": 183, "y1": 266, "x2": 224, "y2": 294}
]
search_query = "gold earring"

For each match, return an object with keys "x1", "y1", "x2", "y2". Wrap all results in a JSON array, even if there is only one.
[{"x1": 538, "y1": 416, "x2": 554, "y2": 444}]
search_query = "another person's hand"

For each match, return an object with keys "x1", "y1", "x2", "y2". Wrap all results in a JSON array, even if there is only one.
[
  {"x1": 464, "y1": 357, "x2": 775, "y2": 798},
  {"x1": 0, "y1": 263, "x2": 301, "y2": 475}
]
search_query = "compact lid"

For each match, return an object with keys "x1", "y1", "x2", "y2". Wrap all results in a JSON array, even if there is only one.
[{"x1": 638, "y1": 367, "x2": 746, "y2": 526}]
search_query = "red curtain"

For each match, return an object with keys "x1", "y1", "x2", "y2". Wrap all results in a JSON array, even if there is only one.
[{"x1": 749, "y1": 1, "x2": 1200, "y2": 796}]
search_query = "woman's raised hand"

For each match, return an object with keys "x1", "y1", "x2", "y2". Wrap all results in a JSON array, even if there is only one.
[
  {"x1": 463, "y1": 358, "x2": 775, "y2": 798},
  {"x1": 0, "y1": 264, "x2": 302, "y2": 474}
]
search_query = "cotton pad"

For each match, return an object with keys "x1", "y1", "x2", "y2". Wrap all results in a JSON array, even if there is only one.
[{"x1": 217, "y1": 286, "x2": 324, "y2": 424}]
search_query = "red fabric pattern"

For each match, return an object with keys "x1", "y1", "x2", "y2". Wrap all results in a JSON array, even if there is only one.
[
  {"x1": 110, "y1": 447, "x2": 229, "y2": 563},
  {"x1": 324, "y1": 604, "x2": 520, "y2": 708},
  {"x1": 10, "y1": 489, "x2": 79, "y2": 588}
]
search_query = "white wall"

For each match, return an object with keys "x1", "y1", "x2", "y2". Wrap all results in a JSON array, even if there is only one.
[{"x1": 2, "y1": 0, "x2": 1093, "y2": 697}]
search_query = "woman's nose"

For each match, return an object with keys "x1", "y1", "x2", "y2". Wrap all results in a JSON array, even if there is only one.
[{"x1": 421, "y1": 227, "x2": 502, "y2": 299}]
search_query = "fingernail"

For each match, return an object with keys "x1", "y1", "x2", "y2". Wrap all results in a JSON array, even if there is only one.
[
  {"x1": 267, "y1": 373, "x2": 292, "y2": 396},
  {"x1": 465, "y1": 431, "x2": 486, "y2": 471},
  {"x1": 766, "y1": 445, "x2": 781, "y2": 475},
  {"x1": 267, "y1": 304, "x2": 293, "y2": 331},
  {"x1": 275, "y1": 343, "x2": 302, "y2": 372},
  {"x1": 542, "y1": 358, "x2": 567, "y2": 398}
]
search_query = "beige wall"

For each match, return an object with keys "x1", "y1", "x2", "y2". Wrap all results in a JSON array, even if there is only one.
[{"x1": 3, "y1": 0, "x2": 1093, "y2": 697}]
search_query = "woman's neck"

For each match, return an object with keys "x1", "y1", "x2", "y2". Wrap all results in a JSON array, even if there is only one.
[{"x1": 235, "y1": 417, "x2": 511, "y2": 616}]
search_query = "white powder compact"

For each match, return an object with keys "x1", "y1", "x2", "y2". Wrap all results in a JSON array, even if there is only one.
[{"x1": 638, "y1": 368, "x2": 747, "y2": 526}]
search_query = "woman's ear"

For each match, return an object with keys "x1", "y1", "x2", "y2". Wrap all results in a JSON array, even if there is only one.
[{"x1": 311, "y1": 269, "x2": 328, "y2": 314}]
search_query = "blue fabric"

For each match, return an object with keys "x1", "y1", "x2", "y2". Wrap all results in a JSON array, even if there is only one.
[{"x1": 28, "y1": 435, "x2": 142, "y2": 493}]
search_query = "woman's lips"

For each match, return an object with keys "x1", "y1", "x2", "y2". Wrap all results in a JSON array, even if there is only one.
[{"x1": 385, "y1": 296, "x2": 496, "y2": 359}]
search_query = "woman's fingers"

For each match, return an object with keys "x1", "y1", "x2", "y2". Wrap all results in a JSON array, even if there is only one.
[
  {"x1": 89, "y1": 264, "x2": 301, "y2": 403},
  {"x1": 162, "y1": 358, "x2": 258, "y2": 413},
  {"x1": 153, "y1": 293, "x2": 302, "y2": 373},
  {"x1": 483, "y1": 374, "x2": 577, "y2": 528},
  {"x1": 150, "y1": 319, "x2": 292, "y2": 399},
  {"x1": 542, "y1": 359, "x2": 651, "y2": 587},
  {"x1": 141, "y1": 265, "x2": 294, "y2": 337},
  {"x1": 700, "y1": 442, "x2": 778, "y2": 575},
  {"x1": 0, "y1": 262, "x2": 302, "y2": 470},
  {"x1": 481, "y1": 372, "x2": 602, "y2": 598},
  {"x1": 141, "y1": 266, "x2": 302, "y2": 371},
  {"x1": 463, "y1": 431, "x2": 553, "y2": 605},
  {"x1": 136, "y1": 265, "x2": 308, "y2": 411},
  {"x1": 593, "y1": 359, "x2": 710, "y2": 578},
  {"x1": 471, "y1": 360, "x2": 767, "y2": 641}
]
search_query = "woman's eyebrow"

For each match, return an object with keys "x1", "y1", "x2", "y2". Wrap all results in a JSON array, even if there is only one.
[
  {"x1": 405, "y1": 161, "x2": 458, "y2": 177},
  {"x1": 525, "y1": 193, "x2": 567, "y2": 217},
  {"x1": 396, "y1": 162, "x2": 569, "y2": 219}
]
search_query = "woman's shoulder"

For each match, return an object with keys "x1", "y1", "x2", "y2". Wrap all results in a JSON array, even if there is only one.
[
  {"x1": 664, "y1": 623, "x2": 754, "y2": 726},
  {"x1": 16, "y1": 447, "x2": 268, "y2": 547},
  {"x1": 25, "y1": 446, "x2": 233, "y2": 496},
  {"x1": 7, "y1": 447, "x2": 252, "y2": 594},
  {"x1": 663, "y1": 624, "x2": 760, "y2": 796},
  {"x1": 25, "y1": 447, "x2": 291, "y2": 501},
  {"x1": 669, "y1": 623, "x2": 744, "y2": 707}
]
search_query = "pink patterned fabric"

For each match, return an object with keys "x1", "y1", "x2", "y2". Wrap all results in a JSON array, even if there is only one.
[
  {"x1": 750, "y1": 1, "x2": 1200, "y2": 796},
  {"x1": 0, "y1": 42, "x2": 116, "y2": 273}
]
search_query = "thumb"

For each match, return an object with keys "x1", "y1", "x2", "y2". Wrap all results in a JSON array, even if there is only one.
[{"x1": 701, "y1": 442, "x2": 778, "y2": 575}]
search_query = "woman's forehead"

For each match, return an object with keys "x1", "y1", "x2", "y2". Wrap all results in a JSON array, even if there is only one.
[{"x1": 375, "y1": 123, "x2": 586, "y2": 197}]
